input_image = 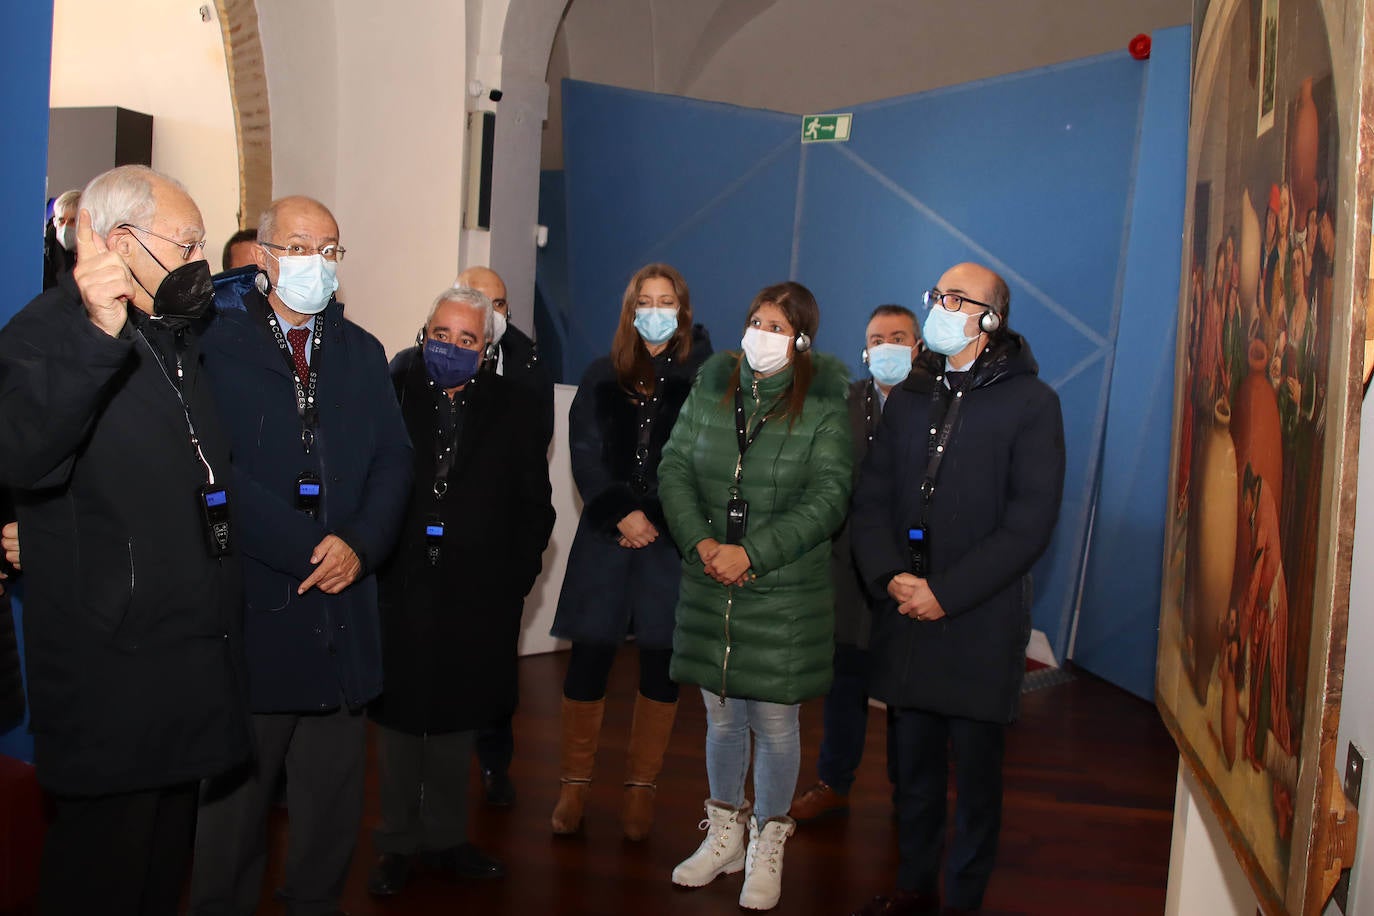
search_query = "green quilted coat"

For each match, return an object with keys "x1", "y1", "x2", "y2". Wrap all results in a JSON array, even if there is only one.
[{"x1": 658, "y1": 351, "x2": 852, "y2": 704}]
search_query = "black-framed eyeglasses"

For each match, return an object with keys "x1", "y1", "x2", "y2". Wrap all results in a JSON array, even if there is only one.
[
  {"x1": 923, "y1": 288, "x2": 993, "y2": 312},
  {"x1": 261, "y1": 241, "x2": 347, "y2": 262},
  {"x1": 117, "y1": 224, "x2": 207, "y2": 262}
]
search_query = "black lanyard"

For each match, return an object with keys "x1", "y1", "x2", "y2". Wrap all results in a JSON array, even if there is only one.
[
  {"x1": 919, "y1": 374, "x2": 969, "y2": 527},
  {"x1": 134, "y1": 326, "x2": 218, "y2": 486},
  {"x1": 263, "y1": 312, "x2": 324, "y2": 454},
  {"x1": 731, "y1": 383, "x2": 783, "y2": 494}
]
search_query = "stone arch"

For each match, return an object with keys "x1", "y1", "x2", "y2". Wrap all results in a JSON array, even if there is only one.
[{"x1": 213, "y1": 0, "x2": 271, "y2": 228}]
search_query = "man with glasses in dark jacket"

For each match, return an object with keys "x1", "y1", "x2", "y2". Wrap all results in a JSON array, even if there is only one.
[
  {"x1": 0, "y1": 165, "x2": 250, "y2": 916},
  {"x1": 849, "y1": 263, "x2": 1064, "y2": 916},
  {"x1": 189, "y1": 196, "x2": 412, "y2": 916}
]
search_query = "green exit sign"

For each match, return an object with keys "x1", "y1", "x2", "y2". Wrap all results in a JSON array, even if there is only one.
[{"x1": 801, "y1": 113, "x2": 852, "y2": 143}]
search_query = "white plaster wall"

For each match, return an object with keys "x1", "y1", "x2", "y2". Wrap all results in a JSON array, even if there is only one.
[
  {"x1": 258, "y1": 0, "x2": 468, "y2": 357},
  {"x1": 1165, "y1": 763, "x2": 1260, "y2": 914},
  {"x1": 332, "y1": 1, "x2": 468, "y2": 355},
  {"x1": 518, "y1": 383, "x2": 576, "y2": 656},
  {"x1": 256, "y1": 0, "x2": 338, "y2": 206},
  {"x1": 49, "y1": 0, "x2": 240, "y2": 264}
]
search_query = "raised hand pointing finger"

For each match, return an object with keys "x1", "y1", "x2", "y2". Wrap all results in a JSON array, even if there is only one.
[{"x1": 71, "y1": 208, "x2": 135, "y2": 338}]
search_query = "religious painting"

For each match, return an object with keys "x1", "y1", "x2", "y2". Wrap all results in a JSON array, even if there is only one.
[
  {"x1": 1257, "y1": 0, "x2": 1280, "y2": 135},
  {"x1": 1158, "y1": 0, "x2": 1371, "y2": 911}
]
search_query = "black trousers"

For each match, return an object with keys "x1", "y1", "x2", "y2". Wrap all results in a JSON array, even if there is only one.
[
  {"x1": 188, "y1": 707, "x2": 365, "y2": 916},
  {"x1": 890, "y1": 707, "x2": 1006, "y2": 910},
  {"x1": 375, "y1": 726, "x2": 474, "y2": 854},
  {"x1": 474, "y1": 717, "x2": 514, "y2": 775},
  {"x1": 39, "y1": 781, "x2": 198, "y2": 916}
]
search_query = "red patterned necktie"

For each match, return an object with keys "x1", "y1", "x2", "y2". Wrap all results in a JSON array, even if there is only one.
[{"x1": 286, "y1": 327, "x2": 311, "y2": 382}]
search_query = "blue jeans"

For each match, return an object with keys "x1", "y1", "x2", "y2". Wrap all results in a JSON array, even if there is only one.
[{"x1": 700, "y1": 689, "x2": 800, "y2": 821}]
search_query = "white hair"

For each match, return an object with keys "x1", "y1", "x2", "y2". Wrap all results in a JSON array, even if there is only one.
[
  {"x1": 52, "y1": 189, "x2": 81, "y2": 217},
  {"x1": 428, "y1": 286, "x2": 495, "y2": 341},
  {"x1": 80, "y1": 165, "x2": 187, "y2": 237}
]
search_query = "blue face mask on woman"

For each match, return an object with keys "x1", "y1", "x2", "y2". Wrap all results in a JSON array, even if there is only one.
[
  {"x1": 423, "y1": 338, "x2": 481, "y2": 388},
  {"x1": 921, "y1": 307, "x2": 979, "y2": 357},
  {"x1": 633, "y1": 307, "x2": 678, "y2": 345}
]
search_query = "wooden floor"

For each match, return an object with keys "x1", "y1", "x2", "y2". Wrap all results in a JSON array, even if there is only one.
[{"x1": 251, "y1": 650, "x2": 1180, "y2": 916}]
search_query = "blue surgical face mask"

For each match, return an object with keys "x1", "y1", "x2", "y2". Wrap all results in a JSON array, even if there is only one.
[
  {"x1": 867, "y1": 343, "x2": 915, "y2": 387},
  {"x1": 633, "y1": 307, "x2": 678, "y2": 346},
  {"x1": 266, "y1": 250, "x2": 338, "y2": 315},
  {"x1": 423, "y1": 338, "x2": 481, "y2": 388},
  {"x1": 922, "y1": 307, "x2": 979, "y2": 357}
]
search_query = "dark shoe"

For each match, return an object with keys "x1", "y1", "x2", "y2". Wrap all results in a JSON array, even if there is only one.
[
  {"x1": 851, "y1": 890, "x2": 940, "y2": 916},
  {"x1": 483, "y1": 767, "x2": 517, "y2": 806},
  {"x1": 788, "y1": 780, "x2": 849, "y2": 821},
  {"x1": 366, "y1": 852, "x2": 412, "y2": 897},
  {"x1": 430, "y1": 841, "x2": 506, "y2": 879}
]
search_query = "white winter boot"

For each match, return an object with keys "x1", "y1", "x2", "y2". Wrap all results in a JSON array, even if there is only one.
[
  {"x1": 738, "y1": 815, "x2": 796, "y2": 910},
  {"x1": 670, "y1": 799, "x2": 750, "y2": 887}
]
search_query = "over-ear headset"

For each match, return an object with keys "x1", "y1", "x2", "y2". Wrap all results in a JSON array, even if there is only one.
[
  {"x1": 795, "y1": 332, "x2": 812, "y2": 353},
  {"x1": 978, "y1": 310, "x2": 1002, "y2": 335},
  {"x1": 254, "y1": 270, "x2": 272, "y2": 296}
]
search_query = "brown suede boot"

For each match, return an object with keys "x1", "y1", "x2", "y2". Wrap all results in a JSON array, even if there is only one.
[
  {"x1": 551, "y1": 697, "x2": 605, "y2": 835},
  {"x1": 621, "y1": 694, "x2": 679, "y2": 841}
]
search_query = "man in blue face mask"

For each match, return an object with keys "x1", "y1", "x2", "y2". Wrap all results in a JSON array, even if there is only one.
[
  {"x1": 363, "y1": 286, "x2": 555, "y2": 897},
  {"x1": 849, "y1": 264, "x2": 1065, "y2": 916},
  {"x1": 790, "y1": 304, "x2": 920, "y2": 824},
  {"x1": 190, "y1": 196, "x2": 414, "y2": 916}
]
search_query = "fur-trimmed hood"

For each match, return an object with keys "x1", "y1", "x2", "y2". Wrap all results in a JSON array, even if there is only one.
[{"x1": 693, "y1": 349, "x2": 851, "y2": 406}]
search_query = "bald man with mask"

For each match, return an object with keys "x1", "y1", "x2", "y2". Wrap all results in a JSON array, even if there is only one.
[
  {"x1": 453, "y1": 265, "x2": 554, "y2": 807},
  {"x1": 190, "y1": 196, "x2": 412, "y2": 916},
  {"x1": 850, "y1": 264, "x2": 1064, "y2": 916}
]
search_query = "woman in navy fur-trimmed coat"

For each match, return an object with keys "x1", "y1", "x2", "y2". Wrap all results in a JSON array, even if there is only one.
[{"x1": 547, "y1": 264, "x2": 711, "y2": 841}]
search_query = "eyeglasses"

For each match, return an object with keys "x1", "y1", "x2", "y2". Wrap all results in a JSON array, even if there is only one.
[
  {"x1": 118, "y1": 224, "x2": 207, "y2": 262},
  {"x1": 261, "y1": 241, "x2": 347, "y2": 262},
  {"x1": 923, "y1": 288, "x2": 993, "y2": 312}
]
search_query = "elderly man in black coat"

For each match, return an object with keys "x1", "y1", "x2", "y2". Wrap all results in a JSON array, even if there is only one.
[
  {"x1": 0, "y1": 164, "x2": 250, "y2": 916},
  {"x1": 365, "y1": 286, "x2": 554, "y2": 897},
  {"x1": 188, "y1": 196, "x2": 412, "y2": 916},
  {"x1": 455, "y1": 264, "x2": 555, "y2": 805},
  {"x1": 849, "y1": 263, "x2": 1065, "y2": 916}
]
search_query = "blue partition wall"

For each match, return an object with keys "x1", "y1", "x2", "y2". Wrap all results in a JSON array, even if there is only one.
[
  {"x1": 560, "y1": 27, "x2": 1189, "y2": 691},
  {"x1": 0, "y1": 0, "x2": 55, "y2": 762},
  {"x1": 1073, "y1": 29, "x2": 1190, "y2": 699}
]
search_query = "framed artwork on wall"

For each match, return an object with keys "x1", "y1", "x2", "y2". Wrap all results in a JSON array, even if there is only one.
[{"x1": 1157, "y1": 0, "x2": 1372, "y2": 912}]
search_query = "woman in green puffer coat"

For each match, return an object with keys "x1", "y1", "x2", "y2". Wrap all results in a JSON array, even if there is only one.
[{"x1": 658, "y1": 281, "x2": 851, "y2": 911}]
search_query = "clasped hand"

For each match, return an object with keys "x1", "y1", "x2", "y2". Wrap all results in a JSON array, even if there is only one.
[
  {"x1": 696, "y1": 537, "x2": 753, "y2": 587},
  {"x1": 888, "y1": 572, "x2": 946, "y2": 621},
  {"x1": 616, "y1": 510, "x2": 659, "y2": 549}
]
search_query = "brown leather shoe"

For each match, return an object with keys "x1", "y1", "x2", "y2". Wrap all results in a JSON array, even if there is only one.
[{"x1": 787, "y1": 780, "x2": 849, "y2": 821}]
